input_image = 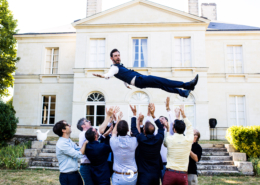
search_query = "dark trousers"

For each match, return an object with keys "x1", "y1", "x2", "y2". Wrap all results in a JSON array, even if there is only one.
[
  {"x1": 135, "y1": 75, "x2": 189, "y2": 96},
  {"x1": 161, "y1": 163, "x2": 167, "y2": 183},
  {"x1": 80, "y1": 164, "x2": 94, "y2": 185},
  {"x1": 137, "y1": 172, "x2": 160, "y2": 185},
  {"x1": 162, "y1": 170, "x2": 188, "y2": 185},
  {"x1": 59, "y1": 171, "x2": 83, "y2": 185}
]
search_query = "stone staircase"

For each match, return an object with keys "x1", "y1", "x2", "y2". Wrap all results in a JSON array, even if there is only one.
[
  {"x1": 27, "y1": 141, "x2": 79, "y2": 170},
  {"x1": 198, "y1": 144, "x2": 253, "y2": 176},
  {"x1": 24, "y1": 141, "x2": 254, "y2": 175}
]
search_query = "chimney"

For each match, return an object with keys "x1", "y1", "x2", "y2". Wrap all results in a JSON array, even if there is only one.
[
  {"x1": 201, "y1": 3, "x2": 217, "y2": 20},
  {"x1": 188, "y1": 0, "x2": 199, "y2": 16},
  {"x1": 87, "y1": 0, "x2": 102, "y2": 17}
]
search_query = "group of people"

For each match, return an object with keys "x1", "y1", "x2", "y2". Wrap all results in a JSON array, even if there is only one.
[{"x1": 53, "y1": 97, "x2": 202, "y2": 185}]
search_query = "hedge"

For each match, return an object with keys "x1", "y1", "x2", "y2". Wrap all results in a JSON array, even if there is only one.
[{"x1": 226, "y1": 126, "x2": 260, "y2": 158}]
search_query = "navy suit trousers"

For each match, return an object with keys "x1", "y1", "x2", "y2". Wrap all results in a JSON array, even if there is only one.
[{"x1": 135, "y1": 75, "x2": 189, "y2": 96}]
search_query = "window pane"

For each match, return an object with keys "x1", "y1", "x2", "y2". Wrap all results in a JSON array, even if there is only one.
[
  {"x1": 96, "y1": 105, "x2": 105, "y2": 115},
  {"x1": 86, "y1": 105, "x2": 95, "y2": 115},
  {"x1": 86, "y1": 116, "x2": 94, "y2": 126},
  {"x1": 42, "y1": 95, "x2": 56, "y2": 124},
  {"x1": 96, "y1": 116, "x2": 105, "y2": 126}
]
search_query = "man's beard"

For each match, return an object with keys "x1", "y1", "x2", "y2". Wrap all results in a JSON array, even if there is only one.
[{"x1": 113, "y1": 59, "x2": 121, "y2": 64}]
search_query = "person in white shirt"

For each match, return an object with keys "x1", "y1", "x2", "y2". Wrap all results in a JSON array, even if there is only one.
[
  {"x1": 110, "y1": 111, "x2": 139, "y2": 185},
  {"x1": 93, "y1": 49, "x2": 199, "y2": 98},
  {"x1": 77, "y1": 118, "x2": 94, "y2": 185}
]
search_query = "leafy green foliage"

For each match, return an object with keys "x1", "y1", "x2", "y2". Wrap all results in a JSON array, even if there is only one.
[
  {"x1": 0, "y1": 100, "x2": 19, "y2": 147},
  {"x1": 250, "y1": 157, "x2": 260, "y2": 176},
  {"x1": 0, "y1": 0, "x2": 20, "y2": 98},
  {"x1": 0, "y1": 141, "x2": 31, "y2": 169},
  {"x1": 226, "y1": 126, "x2": 260, "y2": 158}
]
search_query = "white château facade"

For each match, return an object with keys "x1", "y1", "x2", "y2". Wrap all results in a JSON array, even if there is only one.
[{"x1": 13, "y1": 0, "x2": 260, "y2": 140}]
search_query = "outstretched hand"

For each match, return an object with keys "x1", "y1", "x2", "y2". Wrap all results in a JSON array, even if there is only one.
[
  {"x1": 138, "y1": 113, "x2": 144, "y2": 124},
  {"x1": 129, "y1": 105, "x2": 137, "y2": 116},
  {"x1": 93, "y1": 73, "x2": 105, "y2": 78},
  {"x1": 148, "y1": 103, "x2": 155, "y2": 118},
  {"x1": 174, "y1": 107, "x2": 181, "y2": 119},
  {"x1": 104, "y1": 125, "x2": 113, "y2": 137},
  {"x1": 179, "y1": 105, "x2": 186, "y2": 118},
  {"x1": 166, "y1": 97, "x2": 170, "y2": 111}
]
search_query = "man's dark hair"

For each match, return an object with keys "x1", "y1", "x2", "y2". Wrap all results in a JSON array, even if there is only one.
[
  {"x1": 117, "y1": 120, "x2": 128, "y2": 136},
  {"x1": 85, "y1": 128, "x2": 96, "y2": 142},
  {"x1": 174, "y1": 119, "x2": 186, "y2": 134},
  {"x1": 110, "y1": 49, "x2": 120, "y2": 57},
  {"x1": 144, "y1": 121, "x2": 155, "y2": 135},
  {"x1": 53, "y1": 120, "x2": 66, "y2": 137},
  {"x1": 159, "y1": 116, "x2": 168, "y2": 122}
]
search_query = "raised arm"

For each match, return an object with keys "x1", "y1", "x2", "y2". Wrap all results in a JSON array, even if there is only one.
[
  {"x1": 137, "y1": 113, "x2": 144, "y2": 133},
  {"x1": 130, "y1": 105, "x2": 141, "y2": 137},
  {"x1": 149, "y1": 103, "x2": 164, "y2": 139},
  {"x1": 180, "y1": 105, "x2": 193, "y2": 143},
  {"x1": 112, "y1": 112, "x2": 123, "y2": 136},
  {"x1": 99, "y1": 106, "x2": 119, "y2": 134}
]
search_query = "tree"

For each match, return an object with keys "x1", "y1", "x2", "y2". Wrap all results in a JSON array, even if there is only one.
[
  {"x1": 0, "y1": 0, "x2": 20, "y2": 98},
  {"x1": 0, "y1": 100, "x2": 18, "y2": 147}
]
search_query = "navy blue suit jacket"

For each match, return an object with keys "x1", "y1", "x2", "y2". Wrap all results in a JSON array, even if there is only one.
[
  {"x1": 131, "y1": 117, "x2": 164, "y2": 174},
  {"x1": 85, "y1": 140, "x2": 111, "y2": 185}
]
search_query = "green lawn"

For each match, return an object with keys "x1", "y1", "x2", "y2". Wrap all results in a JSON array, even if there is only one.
[{"x1": 0, "y1": 169, "x2": 259, "y2": 185}]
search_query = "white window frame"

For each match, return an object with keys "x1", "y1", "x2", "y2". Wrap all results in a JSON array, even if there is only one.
[
  {"x1": 89, "y1": 39, "x2": 106, "y2": 68},
  {"x1": 45, "y1": 48, "x2": 59, "y2": 74},
  {"x1": 42, "y1": 95, "x2": 56, "y2": 125},
  {"x1": 229, "y1": 95, "x2": 246, "y2": 126},
  {"x1": 227, "y1": 46, "x2": 243, "y2": 73},
  {"x1": 174, "y1": 37, "x2": 191, "y2": 67},
  {"x1": 132, "y1": 38, "x2": 148, "y2": 67},
  {"x1": 86, "y1": 93, "x2": 106, "y2": 128}
]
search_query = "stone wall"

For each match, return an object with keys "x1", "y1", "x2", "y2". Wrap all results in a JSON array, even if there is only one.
[{"x1": 6, "y1": 135, "x2": 37, "y2": 146}]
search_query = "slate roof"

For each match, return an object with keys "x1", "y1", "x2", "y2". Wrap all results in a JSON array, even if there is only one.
[{"x1": 207, "y1": 21, "x2": 260, "y2": 31}]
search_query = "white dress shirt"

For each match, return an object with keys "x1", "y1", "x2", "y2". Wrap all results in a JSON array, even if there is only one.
[
  {"x1": 79, "y1": 131, "x2": 91, "y2": 164},
  {"x1": 103, "y1": 65, "x2": 136, "y2": 88}
]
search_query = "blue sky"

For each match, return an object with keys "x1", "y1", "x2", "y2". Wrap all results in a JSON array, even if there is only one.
[{"x1": 8, "y1": 0, "x2": 260, "y2": 33}]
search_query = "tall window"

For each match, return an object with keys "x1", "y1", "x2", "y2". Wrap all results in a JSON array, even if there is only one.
[
  {"x1": 89, "y1": 39, "x2": 106, "y2": 68},
  {"x1": 45, "y1": 48, "x2": 59, "y2": 74},
  {"x1": 229, "y1": 96, "x2": 246, "y2": 126},
  {"x1": 175, "y1": 38, "x2": 191, "y2": 67},
  {"x1": 42, "y1": 95, "x2": 56, "y2": 124},
  {"x1": 227, "y1": 46, "x2": 243, "y2": 73},
  {"x1": 174, "y1": 94, "x2": 195, "y2": 127},
  {"x1": 129, "y1": 92, "x2": 150, "y2": 122},
  {"x1": 86, "y1": 92, "x2": 105, "y2": 127},
  {"x1": 133, "y1": 39, "x2": 148, "y2": 67}
]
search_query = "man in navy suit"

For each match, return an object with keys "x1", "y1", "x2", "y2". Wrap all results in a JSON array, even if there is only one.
[
  {"x1": 84, "y1": 107, "x2": 115, "y2": 185},
  {"x1": 93, "y1": 49, "x2": 199, "y2": 98},
  {"x1": 130, "y1": 103, "x2": 164, "y2": 185}
]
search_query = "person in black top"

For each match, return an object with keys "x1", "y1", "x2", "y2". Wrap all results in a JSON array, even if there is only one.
[{"x1": 187, "y1": 129, "x2": 202, "y2": 185}]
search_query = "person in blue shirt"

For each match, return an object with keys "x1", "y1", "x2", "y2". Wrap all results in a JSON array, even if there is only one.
[
  {"x1": 93, "y1": 49, "x2": 199, "y2": 98},
  {"x1": 53, "y1": 120, "x2": 88, "y2": 185}
]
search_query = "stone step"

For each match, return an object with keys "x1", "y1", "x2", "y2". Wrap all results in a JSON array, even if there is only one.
[
  {"x1": 28, "y1": 166, "x2": 60, "y2": 171},
  {"x1": 202, "y1": 152, "x2": 229, "y2": 156},
  {"x1": 202, "y1": 148, "x2": 227, "y2": 152},
  {"x1": 31, "y1": 161, "x2": 59, "y2": 167},
  {"x1": 30, "y1": 157, "x2": 81, "y2": 163},
  {"x1": 45, "y1": 145, "x2": 56, "y2": 149},
  {"x1": 39, "y1": 153, "x2": 57, "y2": 157},
  {"x1": 198, "y1": 161, "x2": 234, "y2": 165},
  {"x1": 48, "y1": 141, "x2": 57, "y2": 145},
  {"x1": 42, "y1": 149, "x2": 56, "y2": 153},
  {"x1": 201, "y1": 156, "x2": 232, "y2": 161},
  {"x1": 198, "y1": 170, "x2": 241, "y2": 176},
  {"x1": 197, "y1": 165, "x2": 238, "y2": 171}
]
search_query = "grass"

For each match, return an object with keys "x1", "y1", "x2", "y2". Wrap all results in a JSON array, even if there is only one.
[{"x1": 1, "y1": 169, "x2": 260, "y2": 185}]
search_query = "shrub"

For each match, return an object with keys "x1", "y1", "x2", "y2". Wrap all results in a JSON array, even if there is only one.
[
  {"x1": 0, "y1": 101, "x2": 19, "y2": 147},
  {"x1": 226, "y1": 126, "x2": 260, "y2": 158},
  {"x1": 250, "y1": 157, "x2": 260, "y2": 176},
  {"x1": 0, "y1": 141, "x2": 31, "y2": 169}
]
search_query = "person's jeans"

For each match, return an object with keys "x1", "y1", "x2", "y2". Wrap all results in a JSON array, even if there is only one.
[
  {"x1": 80, "y1": 164, "x2": 94, "y2": 185},
  {"x1": 161, "y1": 164, "x2": 167, "y2": 183},
  {"x1": 188, "y1": 174, "x2": 198, "y2": 185},
  {"x1": 162, "y1": 170, "x2": 188, "y2": 185},
  {"x1": 112, "y1": 172, "x2": 138, "y2": 185},
  {"x1": 59, "y1": 171, "x2": 83, "y2": 185}
]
